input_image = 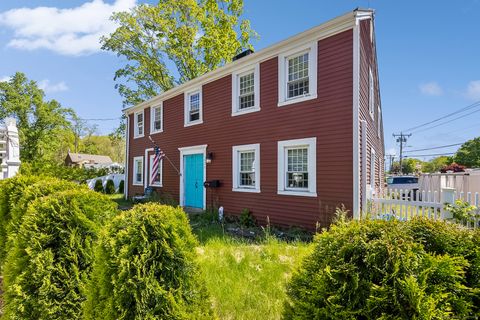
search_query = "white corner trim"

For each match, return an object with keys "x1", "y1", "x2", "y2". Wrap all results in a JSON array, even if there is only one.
[
  {"x1": 133, "y1": 110, "x2": 145, "y2": 139},
  {"x1": 352, "y1": 17, "x2": 361, "y2": 219},
  {"x1": 150, "y1": 103, "x2": 163, "y2": 134},
  {"x1": 277, "y1": 137, "x2": 317, "y2": 197},
  {"x1": 124, "y1": 116, "x2": 130, "y2": 199},
  {"x1": 184, "y1": 88, "x2": 203, "y2": 127},
  {"x1": 232, "y1": 143, "x2": 261, "y2": 193},
  {"x1": 232, "y1": 63, "x2": 261, "y2": 116},
  {"x1": 277, "y1": 41, "x2": 318, "y2": 107},
  {"x1": 132, "y1": 156, "x2": 144, "y2": 186},
  {"x1": 178, "y1": 144, "x2": 207, "y2": 210}
]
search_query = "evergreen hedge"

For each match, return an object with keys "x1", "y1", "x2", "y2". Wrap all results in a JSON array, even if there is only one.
[
  {"x1": 118, "y1": 179, "x2": 125, "y2": 194},
  {"x1": 2, "y1": 189, "x2": 117, "y2": 320},
  {"x1": 84, "y1": 203, "x2": 214, "y2": 320},
  {"x1": 283, "y1": 216, "x2": 480, "y2": 319},
  {"x1": 0, "y1": 175, "x2": 40, "y2": 266},
  {"x1": 104, "y1": 179, "x2": 115, "y2": 194},
  {"x1": 94, "y1": 179, "x2": 103, "y2": 192}
]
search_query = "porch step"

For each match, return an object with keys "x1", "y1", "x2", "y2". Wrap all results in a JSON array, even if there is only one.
[{"x1": 183, "y1": 206, "x2": 204, "y2": 214}]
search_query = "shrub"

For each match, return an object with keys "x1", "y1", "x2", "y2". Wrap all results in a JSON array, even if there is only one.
[
  {"x1": 20, "y1": 161, "x2": 112, "y2": 182},
  {"x1": 104, "y1": 179, "x2": 115, "y2": 194},
  {"x1": 84, "y1": 203, "x2": 214, "y2": 320},
  {"x1": 94, "y1": 179, "x2": 104, "y2": 192},
  {"x1": 118, "y1": 179, "x2": 125, "y2": 193},
  {"x1": 0, "y1": 175, "x2": 40, "y2": 266},
  {"x1": 2, "y1": 189, "x2": 117, "y2": 320},
  {"x1": 283, "y1": 213, "x2": 480, "y2": 319},
  {"x1": 240, "y1": 208, "x2": 255, "y2": 227}
]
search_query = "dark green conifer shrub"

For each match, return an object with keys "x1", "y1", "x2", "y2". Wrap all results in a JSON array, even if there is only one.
[
  {"x1": 0, "y1": 175, "x2": 40, "y2": 266},
  {"x1": 84, "y1": 203, "x2": 214, "y2": 320},
  {"x1": 2, "y1": 189, "x2": 117, "y2": 320},
  {"x1": 283, "y1": 214, "x2": 480, "y2": 319},
  {"x1": 93, "y1": 179, "x2": 103, "y2": 192},
  {"x1": 104, "y1": 179, "x2": 115, "y2": 194},
  {"x1": 118, "y1": 179, "x2": 125, "y2": 193}
]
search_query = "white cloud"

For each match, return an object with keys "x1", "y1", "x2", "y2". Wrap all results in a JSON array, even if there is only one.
[
  {"x1": 38, "y1": 79, "x2": 69, "y2": 93},
  {"x1": 0, "y1": 0, "x2": 136, "y2": 56},
  {"x1": 0, "y1": 76, "x2": 11, "y2": 82},
  {"x1": 465, "y1": 80, "x2": 480, "y2": 101},
  {"x1": 419, "y1": 82, "x2": 443, "y2": 96},
  {"x1": 386, "y1": 147, "x2": 397, "y2": 156}
]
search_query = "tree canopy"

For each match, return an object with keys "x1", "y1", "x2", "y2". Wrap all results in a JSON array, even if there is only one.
[
  {"x1": 102, "y1": 0, "x2": 257, "y2": 107},
  {"x1": 454, "y1": 137, "x2": 480, "y2": 168}
]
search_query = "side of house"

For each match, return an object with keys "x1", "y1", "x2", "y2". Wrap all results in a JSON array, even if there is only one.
[{"x1": 124, "y1": 9, "x2": 384, "y2": 229}]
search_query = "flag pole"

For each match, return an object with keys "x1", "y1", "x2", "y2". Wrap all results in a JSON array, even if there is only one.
[{"x1": 148, "y1": 136, "x2": 181, "y2": 176}]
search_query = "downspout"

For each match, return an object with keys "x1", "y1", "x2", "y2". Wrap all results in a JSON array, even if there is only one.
[{"x1": 124, "y1": 114, "x2": 130, "y2": 199}]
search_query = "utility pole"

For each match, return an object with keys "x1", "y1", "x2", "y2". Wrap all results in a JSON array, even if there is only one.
[
  {"x1": 392, "y1": 132, "x2": 411, "y2": 174},
  {"x1": 385, "y1": 154, "x2": 395, "y2": 173}
]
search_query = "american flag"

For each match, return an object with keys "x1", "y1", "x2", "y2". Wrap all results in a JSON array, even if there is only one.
[{"x1": 151, "y1": 146, "x2": 165, "y2": 184}]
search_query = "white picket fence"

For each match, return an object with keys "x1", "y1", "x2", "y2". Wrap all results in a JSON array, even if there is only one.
[{"x1": 368, "y1": 188, "x2": 480, "y2": 228}]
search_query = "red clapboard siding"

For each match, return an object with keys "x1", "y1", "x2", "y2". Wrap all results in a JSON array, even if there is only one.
[{"x1": 128, "y1": 29, "x2": 354, "y2": 230}]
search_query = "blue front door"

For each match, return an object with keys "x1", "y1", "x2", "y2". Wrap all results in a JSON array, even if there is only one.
[{"x1": 184, "y1": 153, "x2": 204, "y2": 208}]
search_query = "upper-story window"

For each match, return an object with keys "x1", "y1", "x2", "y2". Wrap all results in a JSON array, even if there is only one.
[
  {"x1": 277, "y1": 137, "x2": 317, "y2": 197},
  {"x1": 278, "y1": 42, "x2": 318, "y2": 107},
  {"x1": 150, "y1": 104, "x2": 163, "y2": 134},
  {"x1": 232, "y1": 64, "x2": 260, "y2": 116},
  {"x1": 134, "y1": 110, "x2": 144, "y2": 138},
  {"x1": 184, "y1": 88, "x2": 203, "y2": 126},
  {"x1": 369, "y1": 68, "x2": 374, "y2": 119},
  {"x1": 232, "y1": 143, "x2": 260, "y2": 192}
]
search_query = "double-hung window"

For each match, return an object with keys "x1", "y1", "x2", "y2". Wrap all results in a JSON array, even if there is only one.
[
  {"x1": 232, "y1": 144, "x2": 260, "y2": 193},
  {"x1": 377, "y1": 105, "x2": 381, "y2": 136},
  {"x1": 369, "y1": 68, "x2": 374, "y2": 119},
  {"x1": 277, "y1": 138, "x2": 316, "y2": 197},
  {"x1": 133, "y1": 156, "x2": 144, "y2": 185},
  {"x1": 278, "y1": 42, "x2": 317, "y2": 107},
  {"x1": 370, "y1": 148, "x2": 376, "y2": 195},
  {"x1": 232, "y1": 64, "x2": 260, "y2": 115},
  {"x1": 184, "y1": 88, "x2": 203, "y2": 126},
  {"x1": 150, "y1": 104, "x2": 163, "y2": 134},
  {"x1": 149, "y1": 154, "x2": 162, "y2": 187},
  {"x1": 134, "y1": 110, "x2": 144, "y2": 138}
]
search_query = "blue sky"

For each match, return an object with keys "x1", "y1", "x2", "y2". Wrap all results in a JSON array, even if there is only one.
[{"x1": 0, "y1": 0, "x2": 479, "y2": 161}]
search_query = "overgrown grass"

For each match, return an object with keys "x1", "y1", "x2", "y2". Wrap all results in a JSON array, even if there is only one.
[
  {"x1": 192, "y1": 214, "x2": 311, "y2": 320},
  {"x1": 107, "y1": 193, "x2": 133, "y2": 209}
]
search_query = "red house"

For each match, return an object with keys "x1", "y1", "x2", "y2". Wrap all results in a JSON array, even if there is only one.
[{"x1": 124, "y1": 9, "x2": 384, "y2": 229}]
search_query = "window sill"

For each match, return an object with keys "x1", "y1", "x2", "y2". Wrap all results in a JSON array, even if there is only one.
[
  {"x1": 150, "y1": 184, "x2": 163, "y2": 187},
  {"x1": 232, "y1": 107, "x2": 261, "y2": 117},
  {"x1": 132, "y1": 182, "x2": 144, "y2": 186},
  {"x1": 277, "y1": 190, "x2": 317, "y2": 197},
  {"x1": 277, "y1": 94, "x2": 317, "y2": 107},
  {"x1": 232, "y1": 187, "x2": 261, "y2": 193},
  {"x1": 133, "y1": 134, "x2": 144, "y2": 139},
  {"x1": 150, "y1": 129, "x2": 163, "y2": 134},
  {"x1": 184, "y1": 120, "x2": 203, "y2": 127}
]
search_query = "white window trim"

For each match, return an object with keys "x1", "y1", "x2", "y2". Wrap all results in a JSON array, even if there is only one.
[
  {"x1": 232, "y1": 63, "x2": 260, "y2": 116},
  {"x1": 278, "y1": 42, "x2": 318, "y2": 107},
  {"x1": 369, "y1": 68, "x2": 374, "y2": 119},
  {"x1": 377, "y1": 105, "x2": 381, "y2": 137},
  {"x1": 134, "y1": 110, "x2": 144, "y2": 139},
  {"x1": 232, "y1": 143, "x2": 260, "y2": 193},
  {"x1": 184, "y1": 88, "x2": 203, "y2": 127},
  {"x1": 133, "y1": 156, "x2": 144, "y2": 186},
  {"x1": 150, "y1": 103, "x2": 163, "y2": 134},
  {"x1": 370, "y1": 148, "x2": 376, "y2": 194},
  {"x1": 149, "y1": 154, "x2": 163, "y2": 187},
  {"x1": 277, "y1": 137, "x2": 317, "y2": 197}
]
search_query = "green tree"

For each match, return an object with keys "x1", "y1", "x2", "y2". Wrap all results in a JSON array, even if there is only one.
[
  {"x1": 391, "y1": 158, "x2": 423, "y2": 174},
  {"x1": 101, "y1": 0, "x2": 257, "y2": 107},
  {"x1": 0, "y1": 72, "x2": 74, "y2": 162},
  {"x1": 454, "y1": 137, "x2": 480, "y2": 168},
  {"x1": 421, "y1": 156, "x2": 452, "y2": 173}
]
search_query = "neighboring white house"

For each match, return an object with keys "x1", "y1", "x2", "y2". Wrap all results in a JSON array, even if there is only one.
[{"x1": 0, "y1": 118, "x2": 21, "y2": 180}]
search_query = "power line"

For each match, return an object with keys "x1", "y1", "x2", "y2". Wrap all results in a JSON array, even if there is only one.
[
  {"x1": 67, "y1": 117, "x2": 122, "y2": 122},
  {"x1": 392, "y1": 132, "x2": 411, "y2": 174},
  {"x1": 409, "y1": 107, "x2": 480, "y2": 134},
  {"x1": 404, "y1": 152, "x2": 456, "y2": 158},
  {"x1": 404, "y1": 142, "x2": 463, "y2": 153},
  {"x1": 402, "y1": 100, "x2": 480, "y2": 133}
]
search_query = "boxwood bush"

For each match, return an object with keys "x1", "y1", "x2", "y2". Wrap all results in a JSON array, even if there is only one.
[
  {"x1": 0, "y1": 175, "x2": 40, "y2": 266},
  {"x1": 2, "y1": 189, "x2": 117, "y2": 320},
  {"x1": 84, "y1": 203, "x2": 214, "y2": 320},
  {"x1": 283, "y1": 215, "x2": 480, "y2": 319}
]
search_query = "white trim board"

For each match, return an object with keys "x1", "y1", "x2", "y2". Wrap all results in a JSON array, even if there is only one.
[{"x1": 178, "y1": 144, "x2": 207, "y2": 210}]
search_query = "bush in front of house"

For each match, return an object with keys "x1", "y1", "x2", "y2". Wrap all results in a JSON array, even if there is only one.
[
  {"x1": 84, "y1": 203, "x2": 214, "y2": 320},
  {"x1": 118, "y1": 179, "x2": 124, "y2": 193},
  {"x1": 94, "y1": 179, "x2": 104, "y2": 192},
  {"x1": 283, "y1": 213, "x2": 480, "y2": 319},
  {"x1": 104, "y1": 179, "x2": 115, "y2": 194},
  {"x1": 0, "y1": 175, "x2": 40, "y2": 267},
  {"x1": 2, "y1": 189, "x2": 117, "y2": 320}
]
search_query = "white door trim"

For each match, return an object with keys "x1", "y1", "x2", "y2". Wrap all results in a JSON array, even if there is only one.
[{"x1": 178, "y1": 144, "x2": 207, "y2": 210}]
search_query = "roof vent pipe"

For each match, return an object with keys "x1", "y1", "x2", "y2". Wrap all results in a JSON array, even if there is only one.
[{"x1": 232, "y1": 49, "x2": 254, "y2": 61}]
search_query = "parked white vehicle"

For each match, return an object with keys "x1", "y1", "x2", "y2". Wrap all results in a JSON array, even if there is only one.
[{"x1": 386, "y1": 176, "x2": 419, "y2": 196}]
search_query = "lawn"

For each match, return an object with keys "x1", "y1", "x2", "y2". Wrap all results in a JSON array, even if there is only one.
[{"x1": 191, "y1": 219, "x2": 312, "y2": 320}]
